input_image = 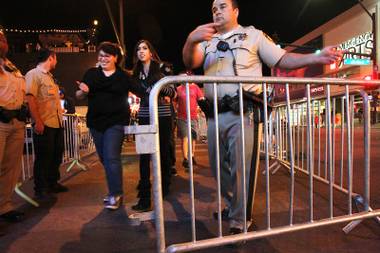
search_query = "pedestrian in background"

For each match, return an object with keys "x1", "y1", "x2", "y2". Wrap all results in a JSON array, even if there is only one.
[{"x1": 175, "y1": 70, "x2": 205, "y2": 170}]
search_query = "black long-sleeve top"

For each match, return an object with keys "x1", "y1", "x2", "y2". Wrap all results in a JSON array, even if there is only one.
[
  {"x1": 133, "y1": 61, "x2": 176, "y2": 118},
  {"x1": 82, "y1": 66, "x2": 143, "y2": 132}
]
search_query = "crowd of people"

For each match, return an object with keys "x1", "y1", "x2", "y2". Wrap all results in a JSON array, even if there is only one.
[{"x1": 1, "y1": 0, "x2": 343, "y2": 241}]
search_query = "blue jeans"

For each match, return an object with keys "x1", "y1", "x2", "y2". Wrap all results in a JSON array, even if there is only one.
[{"x1": 90, "y1": 125, "x2": 124, "y2": 196}]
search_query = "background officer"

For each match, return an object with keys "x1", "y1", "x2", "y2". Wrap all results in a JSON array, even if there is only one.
[{"x1": 0, "y1": 31, "x2": 27, "y2": 223}]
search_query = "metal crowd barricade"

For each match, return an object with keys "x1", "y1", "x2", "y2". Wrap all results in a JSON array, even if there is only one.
[
  {"x1": 17, "y1": 114, "x2": 95, "y2": 206},
  {"x1": 63, "y1": 114, "x2": 95, "y2": 172},
  {"x1": 131, "y1": 76, "x2": 380, "y2": 253}
]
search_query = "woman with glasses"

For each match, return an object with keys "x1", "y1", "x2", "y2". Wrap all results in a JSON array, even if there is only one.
[{"x1": 76, "y1": 42, "x2": 143, "y2": 210}]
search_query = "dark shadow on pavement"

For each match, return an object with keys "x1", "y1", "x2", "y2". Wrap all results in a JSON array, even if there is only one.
[{"x1": 0, "y1": 198, "x2": 57, "y2": 253}]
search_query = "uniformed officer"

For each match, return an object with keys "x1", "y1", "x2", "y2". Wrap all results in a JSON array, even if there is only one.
[
  {"x1": 25, "y1": 48, "x2": 67, "y2": 199},
  {"x1": 0, "y1": 31, "x2": 26, "y2": 222},
  {"x1": 183, "y1": 0, "x2": 344, "y2": 235}
]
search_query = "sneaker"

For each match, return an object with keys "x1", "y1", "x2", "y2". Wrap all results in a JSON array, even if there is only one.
[
  {"x1": 48, "y1": 183, "x2": 68, "y2": 193},
  {"x1": 132, "y1": 199, "x2": 152, "y2": 212},
  {"x1": 213, "y1": 208, "x2": 229, "y2": 221},
  {"x1": 171, "y1": 167, "x2": 178, "y2": 176},
  {"x1": 182, "y1": 159, "x2": 189, "y2": 168},
  {"x1": 103, "y1": 195, "x2": 110, "y2": 203},
  {"x1": 104, "y1": 195, "x2": 122, "y2": 210}
]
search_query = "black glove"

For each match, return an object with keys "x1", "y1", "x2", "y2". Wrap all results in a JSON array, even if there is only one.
[{"x1": 197, "y1": 98, "x2": 212, "y2": 118}]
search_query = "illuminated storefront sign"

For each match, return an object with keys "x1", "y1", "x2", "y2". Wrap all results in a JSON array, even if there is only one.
[
  {"x1": 343, "y1": 58, "x2": 371, "y2": 65},
  {"x1": 338, "y1": 32, "x2": 373, "y2": 68}
]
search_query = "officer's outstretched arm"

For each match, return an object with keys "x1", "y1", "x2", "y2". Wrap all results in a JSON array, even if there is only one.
[{"x1": 276, "y1": 46, "x2": 344, "y2": 70}]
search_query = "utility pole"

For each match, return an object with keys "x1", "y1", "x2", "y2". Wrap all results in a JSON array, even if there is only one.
[
  {"x1": 104, "y1": 0, "x2": 126, "y2": 66},
  {"x1": 355, "y1": 0, "x2": 379, "y2": 123},
  {"x1": 119, "y1": 0, "x2": 126, "y2": 66}
]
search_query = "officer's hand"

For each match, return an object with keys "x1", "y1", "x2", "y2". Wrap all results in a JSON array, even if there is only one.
[
  {"x1": 315, "y1": 46, "x2": 345, "y2": 65},
  {"x1": 188, "y1": 23, "x2": 218, "y2": 43},
  {"x1": 34, "y1": 120, "x2": 44, "y2": 135},
  {"x1": 76, "y1": 81, "x2": 89, "y2": 93}
]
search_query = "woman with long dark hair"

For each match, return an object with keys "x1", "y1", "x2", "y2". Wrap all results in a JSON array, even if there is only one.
[
  {"x1": 76, "y1": 42, "x2": 142, "y2": 210},
  {"x1": 132, "y1": 39, "x2": 175, "y2": 212}
]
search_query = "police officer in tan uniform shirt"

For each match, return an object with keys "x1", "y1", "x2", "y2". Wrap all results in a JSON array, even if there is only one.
[
  {"x1": 25, "y1": 48, "x2": 67, "y2": 199},
  {"x1": 0, "y1": 31, "x2": 26, "y2": 223},
  {"x1": 183, "y1": 0, "x2": 344, "y2": 235}
]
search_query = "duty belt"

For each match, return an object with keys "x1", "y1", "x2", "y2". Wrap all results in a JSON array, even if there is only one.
[{"x1": 0, "y1": 105, "x2": 28, "y2": 123}]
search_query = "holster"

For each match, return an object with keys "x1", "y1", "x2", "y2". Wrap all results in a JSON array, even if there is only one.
[
  {"x1": 198, "y1": 91, "x2": 272, "y2": 124},
  {"x1": 0, "y1": 104, "x2": 28, "y2": 123}
]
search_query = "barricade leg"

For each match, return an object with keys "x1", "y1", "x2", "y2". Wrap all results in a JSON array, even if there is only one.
[
  {"x1": 14, "y1": 183, "x2": 39, "y2": 207},
  {"x1": 66, "y1": 115, "x2": 88, "y2": 172},
  {"x1": 342, "y1": 91, "x2": 380, "y2": 233}
]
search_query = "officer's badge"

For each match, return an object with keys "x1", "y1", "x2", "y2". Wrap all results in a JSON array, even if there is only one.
[{"x1": 238, "y1": 33, "x2": 248, "y2": 41}]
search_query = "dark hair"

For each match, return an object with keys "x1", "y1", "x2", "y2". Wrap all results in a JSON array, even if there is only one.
[
  {"x1": 36, "y1": 48, "x2": 55, "y2": 64},
  {"x1": 213, "y1": 0, "x2": 238, "y2": 9},
  {"x1": 132, "y1": 39, "x2": 163, "y2": 81},
  {"x1": 231, "y1": 0, "x2": 239, "y2": 9},
  {"x1": 132, "y1": 39, "x2": 161, "y2": 66},
  {"x1": 97, "y1": 41, "x2": 123, "y2": 65}
]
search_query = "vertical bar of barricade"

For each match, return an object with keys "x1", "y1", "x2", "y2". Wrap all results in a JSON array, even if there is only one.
[
  {"x1": 317, "y1": 101, "x2": 321, "y2": 176},
  {"x1": 312, "y1": 101, "x2": 315, "y2": 174},
  {"x1": 238, "y1": 83, "x2": 248, "y2": 232},
  {"x1": 326, "y1": 84, "x2": 333, "y2": 218},
  {"x1": 350, "y1": 95, "x2": 355, "y2": 184},
  {"x1": 306, "y1": 84, "x2": 314, "y2": 221},
  {"x1": 263, "y1": 83, "x2": 271, "y2": 229},
  {"x1": 325, "y1": 99, "x2": 328, "y2": 178},
  {"x1": 285, "y1": 83, "x2": 295, "y2": 225},
  {"x1": 276, "y1": 110, "x2": 281, "y2": 160},
  {"x1": 285, "y1": 105, "x2": 288, "y2": 162},
  {"x1": 185, "y1": 82, "x2": 196, "y2": 242},
  {"x1": 332, "y1": 98, "x2": 336, "y2": 184},
  {"x1": 213, "y1": 83, "x2": 223, "y2": 237},
  {"x1": 301, "y1": 104, "x2": 304, "y2": 170},
  {"x1": 150, "y1": 86, "x2": 165, "y2": 253},
  {"x1": 269, "y1": 111, "x2": 273, "y2": 156},
  {"x1": 74, "y1": 115, "x2": 80, "y2": 160},
  {"x1": 345, "y1": 86, "x2": 353, "y2": 214},
  {"x1": 297, "y1": 104, "x2": 300, "y2": 168},
  {"x1": 340, "y1": 97, "x2": 345, "y2": 188},
  {"x1": 361, "y1": 91, "x2": 370, "y2": 211},
  {"x1": 292, "y1": 106, "x2": 296, "y2": 164},
  {"x1": 279, "y1": 108, "x2": 282, "y2": 160},
  {"x1": 62, "y1": 116, "x2": 68, "y2": 163}
]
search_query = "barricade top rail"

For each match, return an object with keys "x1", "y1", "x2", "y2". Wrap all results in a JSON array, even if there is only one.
[
  {"x1": 149, "y1": 75, "x2": 380, "y2": 110},
  {"x1": 151, "y1": 75, "x2": 380, "y2": 87}
]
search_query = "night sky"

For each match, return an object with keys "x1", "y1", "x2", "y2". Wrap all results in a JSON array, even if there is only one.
[{"x1": 1, "y1": 0, "x2": 357, "y2": 71}]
